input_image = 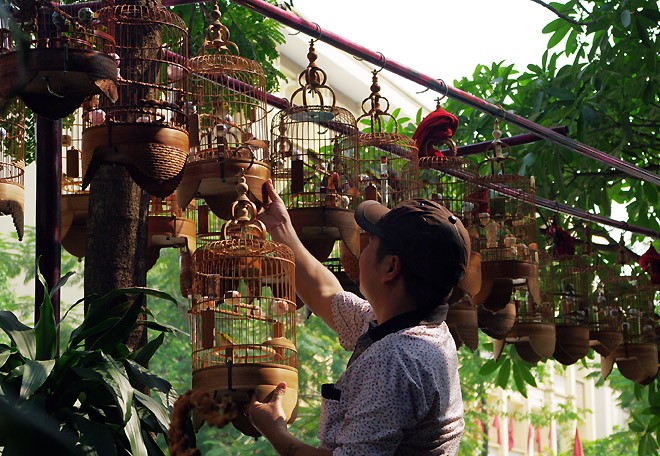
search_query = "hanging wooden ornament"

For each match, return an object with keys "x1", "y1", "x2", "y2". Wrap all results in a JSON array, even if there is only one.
[
  {"x1": 270, "y1": 40, "x2": 360, "y2": 262},
  {"x1": 61, "y1": 108, "x2": 88, "y2": 259},
  {"x1": 189, "y1": 175, "x2": 298, "y2": 437},
  {"x1": 0, "y1": 2, "x2": 118, "y2": 120},
  {"x1": 80, "y1": 4, "x2": 189, "y2": 197},
  {"x1": 175, "y1": 4, "x2": 270, "y2": 220},
  {"x1": 0, "y1": 98, "x2": 25, "y2": 240}
]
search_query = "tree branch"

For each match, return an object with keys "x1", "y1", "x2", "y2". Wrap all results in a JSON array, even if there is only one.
[{"x1": 529, "y1": 0, "x2": 598, "y2": 26}]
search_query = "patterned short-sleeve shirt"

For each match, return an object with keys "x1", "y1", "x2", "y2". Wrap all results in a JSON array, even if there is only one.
[{"x1": 317, "y1": 291, "x2": 464, "y2": 455}]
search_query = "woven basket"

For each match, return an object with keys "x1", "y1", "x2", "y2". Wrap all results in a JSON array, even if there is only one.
[{"x1": 82, "y1": 123, "x2": 189, "y2": 198}]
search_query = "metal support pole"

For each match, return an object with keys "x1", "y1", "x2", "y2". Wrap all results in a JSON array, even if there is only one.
[{"x1": 35, "y1": 116, "x2": 62, "y2": 323}]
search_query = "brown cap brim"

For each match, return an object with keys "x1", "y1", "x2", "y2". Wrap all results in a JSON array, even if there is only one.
[{"x1": 354, "y1": 200, "x2": 390, "y2": 238}]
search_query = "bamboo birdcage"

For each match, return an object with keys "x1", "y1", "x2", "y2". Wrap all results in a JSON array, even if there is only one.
[
  {"x1": 337, "y1": 70, "x2": 419, "y2": 284},
  {"x1": 0, "y1": 97, "x2": 25, "y2": 240},
  {"x1": 470, "y1": 120, "x2": 541, "y2": 337},
  {"x1": 0, "y1": 1, "x2": 117, "y2": 119},
  {"x1": 176, "y1": 4, "x2": 270, "y2": 221},
  {"x1": 61, "y1": 108, "x2": 88, "y2": 259},
  {"x1": 189, "y1": 176, "x2": 298, "y2": 437},
  {"x1": 146, "y1": 194, "x2": 196, "y2": 271},
  {"x1": 600, "y1": 243, "x2": 658, "y2": 385},
  {"x1": 81, "y1": 4, "x2": 189, "y2": 198},
  {"x1": 271, "y1": 40, "x2": 360, "y2": 262},
  {"x1": 537, "y1": 225, "x2": 590, "y2": 365},
  {"x1": 580, "y1": 226, "x2": 624, "y2": 358}
]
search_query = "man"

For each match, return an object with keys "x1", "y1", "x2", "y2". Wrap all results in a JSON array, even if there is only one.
[{"x1": 248, "y1": 180, "x2": 467, "y2": 455}]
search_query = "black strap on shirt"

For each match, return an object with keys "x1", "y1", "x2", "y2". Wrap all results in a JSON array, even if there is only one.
[{"x1": 321, "y1": 304, "x2": 448, "y2": 400}]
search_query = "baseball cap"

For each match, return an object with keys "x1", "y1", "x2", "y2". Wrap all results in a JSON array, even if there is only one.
[{"x1": 355, "y1": 198, "x2": 471, "y2": 291}]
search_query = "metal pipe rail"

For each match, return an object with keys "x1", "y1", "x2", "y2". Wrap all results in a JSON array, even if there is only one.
[{"x1": 222, "y1": 0, "x2": 659, "y2": 188}]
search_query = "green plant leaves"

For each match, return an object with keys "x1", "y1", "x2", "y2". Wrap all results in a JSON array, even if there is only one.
[
  {"x1": 19, "y1": 359, "x2": 54, "y2": 399},
  {"x1": 0, "y1": 311, "x2": 36, "y2": 359}
]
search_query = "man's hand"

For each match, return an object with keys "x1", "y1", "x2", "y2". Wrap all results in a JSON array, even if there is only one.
[
  {"x1": 258, "y1": 180, "x2": 292, "y2": 242},
  {"x1": 247, "y1": 382, "x2": 288, "y2": 439}
]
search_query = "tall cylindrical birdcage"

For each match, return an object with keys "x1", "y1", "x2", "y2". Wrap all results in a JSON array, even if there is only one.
[
  {"x1": 271, "y1": 40, "x2": 360, "y2": 262},
  {"x1": 0, "y1": 2, "x2": 117, "y2": 119},
  {"x1": 600, "y1": 245, "x2": 658, "y2": 385},
  {"x1": 176, "y1": 4, "x2": 270, "y2": 221},
  {"x1": 469, "y1": 120, "x2": 541, "y2": 337},
  {"x1": 81, "y1": 4, "x2": 189, "y2": 197},
  {"x1": 537, "y1": 223, "x2": 590, "y2": 365},
  {"x1": 189, "y1": 177, "x2": 297, "y2": 437},
  {"x1": 578, "y1": 225, "x2": 624, "y2": 358},
  {"x1": 61, "y1": 108, "x2": 88, "y2": 259},
  {"x1": 338, "y1": 71, "x2": 419, "y2": 285},
  {"x1": 0, "y1": 97, "x2": 25, "y2": 240}
]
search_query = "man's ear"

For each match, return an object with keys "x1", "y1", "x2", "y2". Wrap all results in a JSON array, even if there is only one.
[{"x1": 383, "y1": 254, "x2": 402, "y2": 282}]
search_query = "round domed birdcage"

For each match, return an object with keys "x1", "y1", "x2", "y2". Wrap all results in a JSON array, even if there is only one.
[
  {"x1": 61, "y1": 108, "x2": 88, "y2": 259},
  {"x1": 470, "y1": 121, "x2": 541, "y2": 343},
  {"x1": 0, "y1": 97, "x2": 25, "y2": 240},
  {"x1": 189, "y1": 177, "x2": 298, "y2": 437},
  {"x1": 81, "y1": 4, "x2": 189, "y2": 198},
  {"x1": 176, "y1": 4, "x2": 270, "y2": 221},
  {"x1": 270, "y1": 40, "x2": 360, "y2": 262},
  {"x1": 0, "y1": 1, "x2": 118, "y2": 119}
]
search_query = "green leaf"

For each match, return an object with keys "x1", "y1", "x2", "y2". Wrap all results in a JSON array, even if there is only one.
[
  {"x1": 478, "y1": 359, "x2": 499, "y2": 376},
  {"x1": 139, "y1": 319, "x2": 188, "y2": 336},
  {"x1": 34, "y1": 299, "x2": 57, "y2": 361},
  {"x1": 125, "y1": 403, "x2": 148, "y2": 456},
  {"x1": 124, "y1": 359, "x2": 173, "y2": 397},
  {"x1": 620, "y1": 9, "x2": 631, "y2": 28},
  {"x1": 48, "y1": 271, "x2": 76, "y2": 299},
  {"x1": 0, "y1": 351, "x2": 10, "y2": 368},
  {"x1": 130, "y1": 333, "x2": 165, "y2": 367},
  {"x1": 90, "y1": 294, "x2": 146, "y2": 353},
  {"x1": 20, "y1": 359, "x2": 55, "y2": 399},
  {"x1": 0, "y1": 311, "x2": 36, "y2": 359},
  {"x1": 547, "y1": 23, "x2": 572, "y2": 49},
  {"x1": 68, "y1": 414, "x2": 118, "y2": 456},
  {"x1": 91, "y1": 354, "x2": 134, "y2": 425},
  {"x1": 495, "y1": 358, "x2": 511, "y2": 388},
  {"x1": 134, "y1": 390, "x2": 170, "y2": 433}
]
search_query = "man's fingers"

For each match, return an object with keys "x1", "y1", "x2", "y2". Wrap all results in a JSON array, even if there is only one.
[{"x1": 264, "y1": 179, "x2": 283, "y2": 204}]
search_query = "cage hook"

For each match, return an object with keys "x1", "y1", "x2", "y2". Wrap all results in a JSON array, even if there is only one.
[
  {"x1": 310, "y1": 22, "x2": 323, "y2": 42},
  {"x1": 43, "y1": 76, "x2": 65, "y2": 98},
  {"x1": 375, "y1": 51, "x2": 386, "y2": 73}
]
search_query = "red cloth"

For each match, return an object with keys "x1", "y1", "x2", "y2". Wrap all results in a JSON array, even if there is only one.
[
  {"x1": 639, "y1": 244, "x2": 660, "y2": 284},
  {"x1": 535, "y1": 426, "x2": 542, "y2": 452},
  {"x1": 548, "y1": 424, "x2": 554, "y2": 448},
  {"x1": 547, "y1": 218, "x2": 576, "y2": 257},
  {"x1": 412, "y1": 107, "x2": 459, "y2": 157},
  {"x1": 508, "y1": 417, "x2": 515, "y2": 450},
  {"x1": 573, "y1": 427, "x2": 584, "y2": 456},
  {"x1": 492, "y1": 415, "x2": 502, "y2": 445},
  {"x1": 527, "y1": 423, "x2": 534, "y2": 452}
]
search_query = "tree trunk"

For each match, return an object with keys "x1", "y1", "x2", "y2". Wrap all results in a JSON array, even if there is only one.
[
  {"x1": 83, "y1": 0, "x2": 162, "y2": 351},
  {"x1": 84, "y1": 165, "x2": 150, "y2": 349}
]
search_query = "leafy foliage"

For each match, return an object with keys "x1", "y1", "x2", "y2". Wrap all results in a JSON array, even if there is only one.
[
  {"x1": 443, "y1": 0, "x2": 658, "y2": 248},
  {"x1": 0, "y1": 268, "x2": 179, "y2": 455},
  {"x1": 168, "y1": 0, "x2": 286, "y2": 92}
]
